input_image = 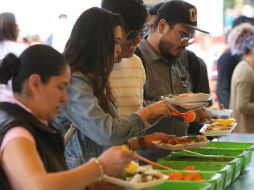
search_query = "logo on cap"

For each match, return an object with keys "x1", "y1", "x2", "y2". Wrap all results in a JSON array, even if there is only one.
[{"x1": 189, "y1": 8, "x2": 197, "y2": 23}]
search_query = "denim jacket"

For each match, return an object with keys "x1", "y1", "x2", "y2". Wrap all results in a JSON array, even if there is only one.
[{"x1": 53, "y1": 72, "x2": 148, "y2": 168}]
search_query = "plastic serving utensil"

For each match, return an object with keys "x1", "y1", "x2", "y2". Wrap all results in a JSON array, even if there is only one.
[
  {"x1": 182, "y1": 149, "x2": 204, "y2": 156},
  {"x1": 135, "y1": 153, "x2": 174, "y2": 170},
  {"x1": 172, "y1": 110, "x2": 196, "y2": 123}
]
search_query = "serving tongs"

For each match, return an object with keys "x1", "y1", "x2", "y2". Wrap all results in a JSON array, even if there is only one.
[{"x1": 135, "y1": 153, "x2": 174, "y2": 170}]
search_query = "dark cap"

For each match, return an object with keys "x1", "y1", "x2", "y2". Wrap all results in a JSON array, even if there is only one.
[{"x1": 157, "y1": 0, "x2": 209, "y2": 34}]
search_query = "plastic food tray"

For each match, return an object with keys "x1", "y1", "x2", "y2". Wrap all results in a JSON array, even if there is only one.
[
  {"x1": 164, "y1": 155, "x2": 241, "y2": 181},
  {"x1": 159, "y1": 170, "x2": 223, "y2": 190},
  {"x1": 179, "y1": 148, "x2": 250, "y2": 174},
  {"x1": 156, "y1": 160, "x2": 233, "y2": 188},
  {"x1": 148, "y1": 181, "x2": 213, "y2": 190},
  {"x1": 202, "y1": 141, "x2": 254, "y2": 166},
  {"x1": 199, "y1": 123, "x2": 237, "y2": 136},
  {"x1": 203, "y1": 141, "x2": 254, "y2": 151}
]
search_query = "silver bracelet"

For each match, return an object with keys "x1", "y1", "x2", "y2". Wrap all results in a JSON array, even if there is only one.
[{"x1": 90, "y1": 158, "x2": 104, "y2": 179}]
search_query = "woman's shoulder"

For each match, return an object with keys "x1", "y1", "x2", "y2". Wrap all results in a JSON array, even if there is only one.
[
  {"x1": 233, "y1": 61, "x2": 254, "y2": 81},
  {"x1": 70, "y1": 72, "x2": 91, "y2": 86},
  {"x1": 68, "y1": 72, "x2": 95, "y2": 100}
]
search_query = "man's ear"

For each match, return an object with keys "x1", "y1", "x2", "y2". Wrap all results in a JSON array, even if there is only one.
[
  {"x1": 158, "y1": 19, "x2": 169, "y2": 34},
  {"x1": 27, "y1": 74, "x2": 42, "y2": 95}
]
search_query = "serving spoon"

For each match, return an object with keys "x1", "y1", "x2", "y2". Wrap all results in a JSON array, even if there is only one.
[{"x1": 172, "y1": 110, "x2": 196, "y2": 123}]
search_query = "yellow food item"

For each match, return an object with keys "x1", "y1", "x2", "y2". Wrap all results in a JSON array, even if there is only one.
[
  {"x1": 213, "y1": 118, "x2": 236, "y2": 125},
  {"x1": 152, "y1": 140, "x2": 161, "y2": 144},
  {"x1": 121, "y1": 145, "x2": 129, "y2": 152},
  {"x1": 125, "y1": 161, "x2": 139, "y2": 174}
]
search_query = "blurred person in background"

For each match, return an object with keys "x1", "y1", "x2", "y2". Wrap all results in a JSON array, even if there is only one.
[
  {"x1": 230, "y1": 33, "x2": 254, "y2": 133},
  {"x1": 0, "y1": 44, "x2": 134, "y2": 190},
  {"x1": 217, "y1": 15, "x2": 254, "y2": 109},
  {"x1": 0, "y1": 12, "x2": 28, "y2": 103},
  {"x1": 142, "y1": 2, "x2": 164, "y2": 38},
  {"x1": 46, "y1": 14, "x2": 71, "y2": 53},
  {"x1": 102, "y1": 0, "x2": 148, "y2": 117},
  {"x1": 0, "y1": 12, "x2": 27, "y2": 60}
]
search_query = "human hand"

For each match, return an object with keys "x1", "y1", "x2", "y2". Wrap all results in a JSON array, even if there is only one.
[
  {"x1": 98, "y1": 146, "x2": 134, "y2": 176},
  {"x1": 138, "y1": 100, "x2": 180, "y2": 125},
  {"x1": 219, "y1": 104, "x2": 224, "y2": 110},
  {"x1": 194, "y1": 108, "x2": 212, "y2": 123}
]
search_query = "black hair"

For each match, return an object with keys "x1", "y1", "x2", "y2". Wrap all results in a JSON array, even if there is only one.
[
  {"x1": 64, "y1": 7, "x2": 122, "y2": 114},
  {"x1": 232, "y1": 15, "x2": 254, "y2": 28},
  {"x1": 148, "y1": 2, "x2": 164, "y2": 15},
  {"x1": 101, "y1": 0, "x2": 148, "y2": 32},
  {"x1": 0, "y1": 45, "x2": 67, "y2": 93},
  {"x1": 0, "y1": 12, "x2": 17, "y2": 42}
]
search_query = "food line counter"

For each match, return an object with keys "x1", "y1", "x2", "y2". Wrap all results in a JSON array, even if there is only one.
[
  {"x1": 149, "y1": 133, "x2": 254, "y2": 190},
  {"x1": 105, "y1": 133, "x2": 254, "y2": 190},
  {"x1": 217, "y1": 133, "x2": 254, "y2": 190}
]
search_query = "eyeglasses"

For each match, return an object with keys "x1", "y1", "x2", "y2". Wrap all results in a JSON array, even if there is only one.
[
  {"x1": 126, "y1": 30, "x2": 141, "y2": 41},
  {"x1": 178, "y1": 31, "x2": 195, "y2": 45}
]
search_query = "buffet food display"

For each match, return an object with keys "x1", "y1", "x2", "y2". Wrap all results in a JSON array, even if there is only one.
[
  {"x1": 152, "y1": 135, "x2": 208, "y2": 151},
  {"x1": 200, "y1": 119, "x2": 237, "y2": 136}
]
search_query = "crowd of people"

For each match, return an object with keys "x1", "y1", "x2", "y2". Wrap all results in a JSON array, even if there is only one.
[{"x1": 0, "y1": 0, "x2": 254, "y2": 189}]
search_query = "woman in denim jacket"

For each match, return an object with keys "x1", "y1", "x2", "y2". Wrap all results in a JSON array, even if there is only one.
[{"x1": 53, "y1": 7, "x2": 178, "y2": 169}]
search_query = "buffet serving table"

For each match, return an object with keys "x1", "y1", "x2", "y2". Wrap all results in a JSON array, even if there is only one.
[{"x1": 217, "y1": 133, "x2": 254, "y2": 190}]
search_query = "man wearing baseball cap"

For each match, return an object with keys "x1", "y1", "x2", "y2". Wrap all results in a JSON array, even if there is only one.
[{"x1": 135, "y1": 0, "x2": 209, "y2": 161}]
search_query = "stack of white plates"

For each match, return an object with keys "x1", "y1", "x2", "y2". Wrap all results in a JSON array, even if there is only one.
[{"x1": 162, "y1": 93, "x2": 211, "y2": 110}]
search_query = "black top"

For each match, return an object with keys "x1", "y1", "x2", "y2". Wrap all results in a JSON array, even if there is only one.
[
  {"x1": 185, "y1": 50, "x2": 210, "y2": 94},
  {"x1": 0, "y1": 102, "x2": 67, "y2": 190},
  {"x1": 216, "y1": 49, "x2": 241, "y2": 108}
]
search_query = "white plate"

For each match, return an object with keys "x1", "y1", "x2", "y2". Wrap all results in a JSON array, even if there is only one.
[
  {"x1": 178, "y1": 102, "x2": 209, "y2": 110},
  {"x1": 199, "y1": 123, "x2": 237, "y2": 136},
  {"x1": 206, "y1": 108, "x2": 233, "y2": 119},
  {"x1": 152, "y1": 141, "x2": 208, "y2": 151},
  {"x1": 162, "y1": 93, "x2": 211, "y2": 105},
  {"x1": 102, "y1": 174, "x2": 168, "y2": 190}
]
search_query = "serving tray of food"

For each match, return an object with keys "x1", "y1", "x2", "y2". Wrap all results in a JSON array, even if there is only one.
[
  {"x1": 199, "y1": 119, "x2": 237, "y2": 136},
  {"x1": 152, "y1": 135, "x2": 208, "y2": 151}
]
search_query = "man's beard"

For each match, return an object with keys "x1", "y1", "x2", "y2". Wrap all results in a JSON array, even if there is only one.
[{"x1": 158, "y1": 37, "x2": 181, "y2": 62}]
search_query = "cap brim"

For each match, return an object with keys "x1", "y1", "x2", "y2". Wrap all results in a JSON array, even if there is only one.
[{"x1": 186, "y1": 24, "x2": 210, "y2": 34}]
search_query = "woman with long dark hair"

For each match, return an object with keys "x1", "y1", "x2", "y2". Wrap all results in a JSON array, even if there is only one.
[{"x1": 54, "y1": 7, "x2": 178, "y2": 169}]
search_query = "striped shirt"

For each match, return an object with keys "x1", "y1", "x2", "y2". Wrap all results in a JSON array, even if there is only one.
[{"x1": 110, "y1": 54, "x2": 146, "y2": 117}]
